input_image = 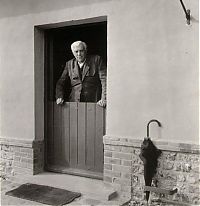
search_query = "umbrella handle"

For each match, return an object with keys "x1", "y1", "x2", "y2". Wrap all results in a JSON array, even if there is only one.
[{"x1": 147, "y1": 119, "x2": 162, "y2": 138}]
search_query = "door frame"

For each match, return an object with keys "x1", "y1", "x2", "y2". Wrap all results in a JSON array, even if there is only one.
[{"x1": 34, "y1": 16, "x2": 107, "y2": 176}]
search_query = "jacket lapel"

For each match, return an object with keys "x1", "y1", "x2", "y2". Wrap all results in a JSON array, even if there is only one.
[
  {"x1": 81, "y1": 61, "x2": 90, "y2": 81},
  {"x1": 72, "y1": 60, "x2": 81, "y2": 80}
]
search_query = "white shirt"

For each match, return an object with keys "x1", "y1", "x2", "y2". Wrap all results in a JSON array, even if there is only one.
[{"x1": 78, "y1": 60, "x2": 86, "y2": 68}]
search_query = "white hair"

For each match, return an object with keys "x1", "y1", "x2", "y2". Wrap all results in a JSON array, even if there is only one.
[{"x1": 71, "y1": 41, "x2": 87, "y2": 52}]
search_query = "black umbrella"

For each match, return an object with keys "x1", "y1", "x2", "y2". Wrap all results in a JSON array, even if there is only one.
[{"x1": 139, "y1": 120, "x2": 162, "y2": 203}]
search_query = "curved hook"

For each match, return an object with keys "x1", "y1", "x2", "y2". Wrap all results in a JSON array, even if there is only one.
[
  {"x1": 147, "y1": 119, "x2": 162, "y2": 138},
  {"x1": 179, "y1": 0, "x2": 190, "y2": 25}
]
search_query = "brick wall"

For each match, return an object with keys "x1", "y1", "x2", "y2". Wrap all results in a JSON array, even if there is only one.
[
  {"x1": 1, "y1": 135, "x2": 199, "y2": 205},
  {"x1": 0, "y1": 138, "x2": 44, "y2": 179},
  {"x1": 103, "y1": 136, "x2": 200, "y2": 205}
]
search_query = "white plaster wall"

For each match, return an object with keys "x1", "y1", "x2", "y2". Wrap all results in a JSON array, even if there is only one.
[
  {"x1": 0, "y1": 16, "x2": 34, "y2": 139},
  {"x1": 0, "y1": 0, "x2": 198, "y2": 144},
  {"x1": 106, "y1": 0, "x2": 199, "y2": 144}
]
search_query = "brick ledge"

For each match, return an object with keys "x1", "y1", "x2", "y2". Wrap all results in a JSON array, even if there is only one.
[
  {"x1": 103, "y1": 135, "x2": 200, "y2": 154},
  {"x1": 0, "y1": 137, "x2": 43, "y2": 148}
]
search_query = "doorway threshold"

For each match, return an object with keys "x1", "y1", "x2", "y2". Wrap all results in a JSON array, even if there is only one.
[{"x1": 46, "y1": 165, "x2": 103, "y2": 180}]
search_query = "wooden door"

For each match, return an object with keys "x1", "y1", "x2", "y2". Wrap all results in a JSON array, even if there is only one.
[
  {"x1": 46, "y1": 102, "x2": 105, "y2": 179},
  {"x1": 44, "y1": 21, "x2": 107, "y2": 179}
]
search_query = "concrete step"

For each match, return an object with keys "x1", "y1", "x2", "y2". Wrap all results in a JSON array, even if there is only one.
[
  {"x1": 2, "y1": 177, "x2": 130, "y2": 206},
  {"x1": 70, "y1": 196, "x2": 130, "y2": 206},
  {"x1": 85, "y1": 184, "x2": 118, "y2": 201},
  {"x1": 8, "y1": 172, "x2": 118, "y2": 201}
]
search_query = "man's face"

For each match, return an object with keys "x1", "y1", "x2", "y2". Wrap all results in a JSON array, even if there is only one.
[{"x1": 72, "y1": 44, "x2": 87, "y2": 63}]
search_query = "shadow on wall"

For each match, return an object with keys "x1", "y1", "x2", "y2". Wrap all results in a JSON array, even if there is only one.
[{"x1": 0, "y1": 0, "x2": 112, "y2": 19}]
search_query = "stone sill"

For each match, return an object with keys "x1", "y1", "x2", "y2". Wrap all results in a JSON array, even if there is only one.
[
  {"x1": 103, "y1": 135, "x2": 200, "y2": 154},
  {"x1": 1, "y1": 136, "x2": 199, "y2": 154},
  {"x1": 0, "y1": 137, "x2": 43, "y2": 148}
]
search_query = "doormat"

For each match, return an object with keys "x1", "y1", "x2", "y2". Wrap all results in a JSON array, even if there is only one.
[{"x1": 5, "y1": 183, "x2": 81, "y2": 205}]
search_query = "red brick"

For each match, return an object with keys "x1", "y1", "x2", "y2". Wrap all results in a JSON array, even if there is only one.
[
  {"x1": 122, "y1": 160, "x2": 132, "y2": 166},
  {"x1": 104, "y1": 145, "x2": 122, "y2": 152},
  {"x1": 14, "y1": 156, "x2": 21, "y2": 162},
  {"x1": 104, "y1": 169, "x2": 121, "y2": 177},
  {"x1": 104, "y1": 151, "x2": 112, "y2": 157},
  {"x1": 13, "y1": 166, "x2": 33, "y2": 175},
  {"x1": 112, "y1": 165, "x2": 131, "y2": 173},
  {"x1": 121, "y1": 173, "x2": 131, "y2": 179},
  {"x1": 121, "y1": 147, "x2": 134, "y2": 153},
  {"x1": 21, "y1": 158, "x2": 33, "y2": 164},
  {"x1": 13, "y1": 147, "x2": 21, "y2": 152},
  {"x1": 104, "y1": 164, "x2": 112, "y2": 170},
  {"x1": 104, "y1": 145, "x2": 111, "y2": 150},
  {"x1": 14, "y1": 152, "x2": 27, "y2": 157},
  {"x1": 20, "y1": 148, "x2": 32, "y2": 154},
  {"x1": 113, "y1": 152, "x2": 132, "y2": 160},
  {"x1": 104, "y1": 157, "x2": 121, "y2": 165}
]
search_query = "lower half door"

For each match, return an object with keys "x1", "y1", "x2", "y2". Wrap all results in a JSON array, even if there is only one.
[{"x1": 45, "y1": 102, "x2": 106, "y2": 179}]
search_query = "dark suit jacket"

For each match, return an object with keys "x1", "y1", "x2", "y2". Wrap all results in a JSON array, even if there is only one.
[{"x1": 56, "y1": 55, "x2": 107, "y2": 102}]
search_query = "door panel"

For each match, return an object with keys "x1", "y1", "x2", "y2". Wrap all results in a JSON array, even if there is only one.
[
  {"x1": 77, "y1": 103, "x2": 86, "y2": 169},
  {"x1": 69, "y1": 102, "x2": 78, "y2": 168},
  {"x1": 62, "y1": 103, "x2": 70, "y2": 167},
  {"x1": 46, "y1": 101, "x2": 105, "y2": 179},
  {"x1": 86, "y1": 103, "x2": 96, "y2": 170},
  {"x1": 95, "y1": 105, "x2": 105, "y2": 171}
]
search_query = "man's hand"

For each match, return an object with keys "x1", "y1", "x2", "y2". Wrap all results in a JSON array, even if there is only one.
[
  {"x1": 97, "y1": 99, "x2": 106, "y2": 107},
  {"x1": 56, "y1": 98, "x2": 64, "y2": 105}
]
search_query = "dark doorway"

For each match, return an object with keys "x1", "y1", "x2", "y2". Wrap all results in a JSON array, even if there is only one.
[
  {"x1": 45, "y1": 21, "x2": 107, "y2": 101},
  {"x1": 44, "y1": 20, "x2": 107, "y2": 179}
]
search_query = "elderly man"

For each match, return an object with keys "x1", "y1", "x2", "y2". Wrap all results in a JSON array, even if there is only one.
[{"x1": 56, "y1": 41, "x2": 107, "y2": 107}]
